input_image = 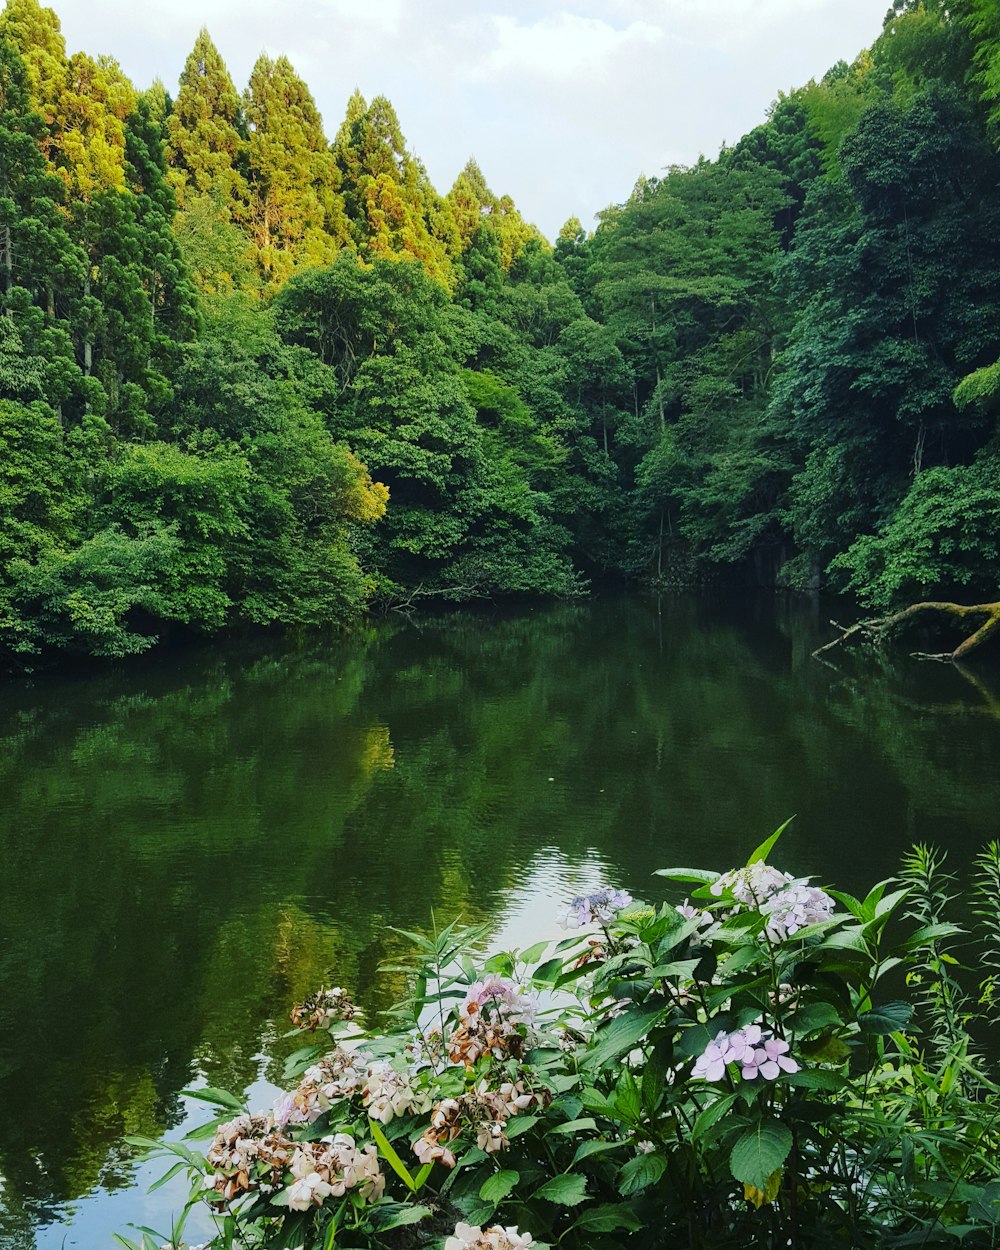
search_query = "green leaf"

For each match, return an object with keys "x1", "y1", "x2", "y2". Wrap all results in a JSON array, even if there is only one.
[
  {"x1": 618, "y1": 1151, "x2": 666, "y2": 1195},
  {"x1": 531, "y1": 958, "x2": 566, "y2": 985},
  {"x1": 505, "y1": 1115, "x2": 540, "y2": 1138},
  {"x1": 547, "y1": 1117, "x2": 597, "y2": 1136},
  {"x1": 369, "y1": 1117, "x2": 417, "y2": 1191},
  {"x1": 873, "y1": 888, "x2": 911, "y2": 921},
  {"x1": 180, "y1": 1086, "x2": 246, "y2": 1112},
  {"x1": 583, "y1": 1000, "x2": 668, "y2": 1071},
  {"x1": 828, "y1": 889, "x2": 865, "y2": 919},
  {"x1": 146, "y1": 1160, "x2": 189, "y2": 1193},
  {"x1": 859, "y1": 1001, "x2": 912, "y2": 1035},
  {"x1": 781, "y1": 1069, "x2": 846, "y2": 1091},
  {"x1": 479, "y1": 1170, "x2": 519, "y2": 1203},
  {"x1": 570, "y1": 1204, "x2": 643, "y2": 1233},
  {"x1": 691, "y1": 1092, "x2": 739, "y2": 1141},
  {"x1": 901, "y1": 922, "x2": 964, "y2": 952},
  {"x1": 571, "y1": 1140, "x2": 625, "y2": 1166},
  {"x1": 370, "y1": 1204, "x2": 432, "y2": 1232},
  {"x1": 533, "y1": 1173, "x2": 589, "y2": 1205},
  {"x1": 730, "y1": 1119, "x2": 792, "y2": 1192},
  {"x1": 652, "y1": 868, "x2": 721, "y2": 884},
  {"x1": 747, "y1": 817, "x2": 794, "y2": 866},
  {"x1": 520, "y1": 941, "x2": 550, "y2": 965}
]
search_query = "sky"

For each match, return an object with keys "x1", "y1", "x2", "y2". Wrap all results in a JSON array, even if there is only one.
[{"x1": 46, "y1": 0, "x2": 890, "y2": 239}]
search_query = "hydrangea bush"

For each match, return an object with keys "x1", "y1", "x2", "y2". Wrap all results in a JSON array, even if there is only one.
[{"x1": 120, "y1": 831, "x2": 1000, "y2": 1250}]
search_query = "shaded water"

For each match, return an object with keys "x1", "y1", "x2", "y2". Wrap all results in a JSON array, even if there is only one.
[{"x1": 2, "y1": 593, "x2": 1000, "y2": 1247}]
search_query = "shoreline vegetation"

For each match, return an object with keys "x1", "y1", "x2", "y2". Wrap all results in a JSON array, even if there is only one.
[
  {"x1": 122, "y1": 829, "x2": 1000, "y2": 1250},
  {"x1": 5, "y1": 1, "x2": 1000, "y2": 668}
]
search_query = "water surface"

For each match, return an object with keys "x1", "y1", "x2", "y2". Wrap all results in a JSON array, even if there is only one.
[{"x1": 3, "y1": 594, "x2": 1000, "y2": 1247}]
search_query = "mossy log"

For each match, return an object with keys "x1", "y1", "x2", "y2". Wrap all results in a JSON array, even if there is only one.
[{"x1": 811, "y1": 600, "x2": 1000, "y2": 664}]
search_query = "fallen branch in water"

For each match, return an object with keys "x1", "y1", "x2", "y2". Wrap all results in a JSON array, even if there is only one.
[{"x1": 812, "y1": 599, "x2": 1000, "y2": 663}]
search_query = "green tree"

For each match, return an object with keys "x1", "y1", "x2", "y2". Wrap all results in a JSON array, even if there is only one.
[
  {"x1": 244, "y1": 53, "x2": 348, "y2": 283},
  {"x1": 165, "y1": 28, "x2": 248, "y2": 215}
]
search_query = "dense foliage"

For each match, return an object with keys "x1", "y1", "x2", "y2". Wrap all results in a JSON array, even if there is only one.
[
  {"x1": 123, "y1": 830, "x2": 1000, "y2": 1249},
  {"x1": 6, "y1": 0, "x2": 1000, "y2": 665}
]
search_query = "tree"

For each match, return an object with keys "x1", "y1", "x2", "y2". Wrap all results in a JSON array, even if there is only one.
[
  {"x1": 165, "y1": 29, "x2": 248, "y2": 217},
  {"x1": 772, "y1": 84, "x2": 1000, "y2": 586},
  {"x1": 244, "y1": 54, "x2": 348, "y2": 282},
  {"x1": 335, "y1": 94, "x2": 456, "y2": 285}
]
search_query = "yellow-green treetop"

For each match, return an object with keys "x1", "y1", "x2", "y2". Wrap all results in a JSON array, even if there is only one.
[
  {"x1": 447, "y1": 158, "x2": 541, "y2": 268},
  {"x1": 53, "y1": 52, "x2": 135, "y2": 197},
  {"x1": 0, "y1": 0, "x2": 66, "y2": 133},
  {"x1": 244, "y1": 52, "x2": 349, "y2": 283},
  {"x1": 166, "y1": 29, "x2": 248, "y2": 214},
  {"x1": 335, "y1": 92, "x2": 456, "y2": 286},
  {"x1": 0, "y1": 1, "x2": 135, "y2": 198}
]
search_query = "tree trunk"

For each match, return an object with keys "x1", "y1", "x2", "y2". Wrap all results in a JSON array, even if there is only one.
[{"x1": 812, "y1": 600, "x2": 1000, "y2": 664}]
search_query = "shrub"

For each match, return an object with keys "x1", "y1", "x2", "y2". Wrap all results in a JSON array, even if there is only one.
[{"x1": 120, "y1": 829, "x2": 1000, "y2": 1250}]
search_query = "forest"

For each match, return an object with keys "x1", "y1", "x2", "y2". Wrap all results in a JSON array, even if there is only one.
[{"x1": 2, "y1": 0, "x2": 1000, "y2": 664}]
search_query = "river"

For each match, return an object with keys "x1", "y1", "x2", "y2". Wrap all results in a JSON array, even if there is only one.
[{"x1": 2, "y1": 593, "x2": 999, "y2": 1248}]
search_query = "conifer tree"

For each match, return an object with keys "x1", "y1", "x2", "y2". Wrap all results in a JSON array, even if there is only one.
[
  {"x1": 447, "y1": 158, "x2": 538, "y2": 269},
  {"x1": 334, "y1": 93, "x2": 454, "y2": 285},
  {"x1": 0, "y1": 0, "x2": 66, "y2": 138},
  {"x1": 244, "y1": 53, "x2": 347, "y2": 282},
  {"x1": 0, "y1": 35, "x2": 79, "y2": 305},
  {"x1": 53, "y1": 52, "x2": 135, "y2": 198},
  {"x1": 165, "y1": 29, "x2": 247, "y2": 216}
]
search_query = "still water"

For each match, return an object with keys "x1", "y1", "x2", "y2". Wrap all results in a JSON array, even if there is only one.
[{"x1": 3, "y1": 594, "x2": 1000, "y2": 1248}]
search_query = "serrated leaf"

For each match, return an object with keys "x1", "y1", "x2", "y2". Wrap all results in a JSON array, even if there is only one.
[
  {"x1": 370, "y1": 1204, "x2": 432, "y2": 1231},
  {"x1": 859, "y1": 1001, "x2": 912, "y2": 1035},
  {"x1": 744, "y1": 1168, "x2": 782, "y2": 1208},
  {"x1": 570, "y1": 1204, "x2": 643, "y2": 1233},
  {"x1": 618, "y1": 1151, "x2": 666, "y2": 1195},
  {"x1": 571, "y1": 1140, "x2": 625, "y2": 1166},
  {"x1": 691, "y1": 1092, "x2": 739, "y2": 1141},
  {"x1": 533, "y1": 1173, "x2": 589, "y2": 1205},
  {"x1": 584, "y1": 1000, "x2": 667, "y2": 1071},
  {"x1": 730, "y1": 1119, "x2": 792, "y2": 1192},
  {"x1": 782, "y1": 1069, "x2": 846, "y2": 1091},
  {"x1": 799, "y1": 1034, "x2": 850, "y2": 1063},
  {"x1": 479, "y1": 1170, "x2": 519, "y2": 1204}
]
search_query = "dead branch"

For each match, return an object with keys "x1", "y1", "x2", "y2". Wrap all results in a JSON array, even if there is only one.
[{"x1": 811, "y1": 600, "x2": 1000, "y2": 664}]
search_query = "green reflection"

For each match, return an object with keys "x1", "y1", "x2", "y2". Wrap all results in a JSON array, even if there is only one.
[{"x1": 2, "y1": 596, "x2": 1000, "y2": 1243}]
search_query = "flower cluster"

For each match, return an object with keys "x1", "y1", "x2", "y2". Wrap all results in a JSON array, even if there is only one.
[
  {"x1": 361, "y1": 1060, "x2": 433, "y2": 1124},
  {"x1": 444, "y1": 1224, "x2": 533, "y2": 1250},
  {"x1": 448, "y1": 977, "x2": 538, "y2": 1067},
  {"x1": 289, "y1": 986, "x2": 357, "y2": 1031},
  {"x1": 559, "y1": 886, "x2": 633, "y2": 929},
  {"x1": 272, "y1": 1047, "x2": 366, "y2": 1127},
  {"x1": 686, "y1": 863, "x2": 835, "y2": 943},
  {"x1": 413, "y1": 1079, "x2": 549, "y2": 1167},
  {"x1": 284, "y1": 1133, "x2": 384, "y2": 1210},
  {"x1": 693, "y1": 1025, "x2": 799, "y2": 1083},
  {"x1": 464, "y1": 974, "x2": 536, "y2": 1023},
  {"x1": 760, "y1": 880, "x2": 835, "y2": 942},
  {"x1": 203, "y1": 1114, "x2": 296, "y2": 1204}
]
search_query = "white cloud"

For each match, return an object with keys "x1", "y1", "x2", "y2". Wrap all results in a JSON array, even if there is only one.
[
  {"x1": 467, "y1": 12, "x2": 664, "y2": 84},
  {"x1": 38, "y1": 0, "x2": 889, "y2": 238}
]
